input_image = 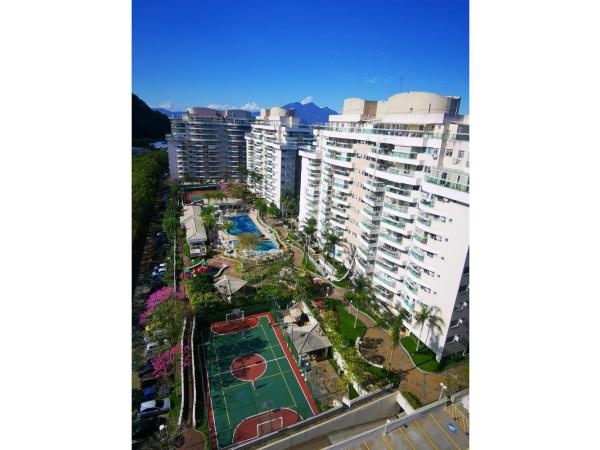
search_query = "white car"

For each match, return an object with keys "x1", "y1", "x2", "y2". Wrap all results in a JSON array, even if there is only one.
[{"x1": 138, "y1": 398, "x2": 170, "y2": 418}]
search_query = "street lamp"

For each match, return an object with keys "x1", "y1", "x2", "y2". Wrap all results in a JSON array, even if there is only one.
[
  {"x1": 351, "y1": 300, "x2": 358, "y2": 329},
  {"x1": 159, "y1": 424, "x2": 168, "y2": 450},
  {"x1": 439, "y1": 382, "x2": 448, "y2": 400}
]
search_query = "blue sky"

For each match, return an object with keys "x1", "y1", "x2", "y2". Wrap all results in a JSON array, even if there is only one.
[{"x1": 133, "y1": 0, "x2": 469, "y2": 113}]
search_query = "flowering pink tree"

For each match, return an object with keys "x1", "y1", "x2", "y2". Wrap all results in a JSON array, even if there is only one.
[
  {"x1": 151, "y1": 343, "x2": 191, "y2": 380},
  {"x1": 139, "y1": 287, "x2": 184, "y2": 325}
]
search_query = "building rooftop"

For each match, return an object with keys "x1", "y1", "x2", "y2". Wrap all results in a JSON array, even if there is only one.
[{"x1": 214, "y1": 275, "x2": 247, "y2": 296}]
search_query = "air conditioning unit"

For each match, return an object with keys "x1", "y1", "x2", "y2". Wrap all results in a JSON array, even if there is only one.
[{"x1": 453, "y1": 158, "x2": 460, "y2": 164}]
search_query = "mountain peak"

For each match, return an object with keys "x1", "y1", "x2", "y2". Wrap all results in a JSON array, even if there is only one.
[{"x1": 281, "y1": 101, "x2": 338, "y2": 124}]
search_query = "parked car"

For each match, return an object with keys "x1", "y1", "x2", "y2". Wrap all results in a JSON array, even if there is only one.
[
  {"x1": 140, "y1": 373, "x2": 159, "y2": 389},
  {"x1": 138, "y1": 398, "x2": 171, "y2": 418},
  {"x1": 143, "y1": 384, "x2": 169, "y2": 401},
  {"x1": 138, "y1": 360, "x2": 153, "y2": 377},
  {"x1": 132, "y1": 416, "x2": 166, "y2": 439}
]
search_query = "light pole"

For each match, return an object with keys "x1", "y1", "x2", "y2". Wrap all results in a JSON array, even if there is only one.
[
  {"x1": 439, "y1": 382, "x2": 448, "y2": 400},
  {"x1": 383, "y1": 419, "x2": 391, "y2": 435},
  {"x1": 351, "y1": 300, "x2": 358, "y2": 329},
  {"x1": 159, "y1": 424, "x2": 169, "y2": 450}
]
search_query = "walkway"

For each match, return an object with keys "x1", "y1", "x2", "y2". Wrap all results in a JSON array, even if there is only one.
[{"x1": 344, "y1": 301, "x2": 469, "y2": 405}]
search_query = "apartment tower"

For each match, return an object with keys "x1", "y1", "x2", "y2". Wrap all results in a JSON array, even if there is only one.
[
  {"x1": 167, "y1": 107, "x2": 253, "y2": 182},
  {"x1": 298, "y1": 92, "x2": 469, "y2": 360},
  {"x1": 245, "y1": 107, "x2": 313, "y2": 208}
]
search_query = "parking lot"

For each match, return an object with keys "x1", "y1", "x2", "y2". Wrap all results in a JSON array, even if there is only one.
[{"x1": 344, "y1": 402, "x2": 469, "y2": 450}]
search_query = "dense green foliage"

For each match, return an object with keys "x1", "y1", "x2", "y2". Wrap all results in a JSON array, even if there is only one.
[
  {"x1": 132, "y1": 94, "x2": 171, "y2": 146},
  {"x1": 132, "y1": 150, "x2": 168, "y2": 249}
]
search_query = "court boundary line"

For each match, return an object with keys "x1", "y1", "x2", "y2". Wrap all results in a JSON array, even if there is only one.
[
  {"x1": 199, "y1": 332, "x2": 219, "y2": 449},
  {"x1": 231, "y1": 407, "x2": 302, "y2": 444},
  {"x1": 230, "y1": 353, "x2": 267, "y2": 382},
  {"x1": 258, "y1": 317, "x2": 297, "y2": 409},
  {"x1": 262, "y1": 312, "x2": 319, "y2": 414},
  {"x1": 203, "y1": 312, "x2": 319, "y2": 447}
]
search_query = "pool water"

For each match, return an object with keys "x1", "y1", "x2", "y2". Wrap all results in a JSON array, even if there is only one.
[
  {"x1": 228, "y1": 215, "x2": 261, "y2": 235},
  {"x1": 228, "y1": 215, "x2": 278, "y2": 252}
]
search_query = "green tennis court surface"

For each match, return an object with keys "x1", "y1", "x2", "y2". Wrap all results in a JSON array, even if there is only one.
[{"x1": 201, "y1": 313, "x2": 318, "y2": 448}]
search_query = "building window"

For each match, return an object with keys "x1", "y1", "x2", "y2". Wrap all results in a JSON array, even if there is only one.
[{"x1": 445, "y1": 150, "x2": 453, "y2": 157}]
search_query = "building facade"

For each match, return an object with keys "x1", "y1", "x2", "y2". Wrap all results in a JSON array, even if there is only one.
[
  {"x1": 167, "y1": 107, "x2": 253, "y2": 182},
  {"x1": 298, "y1": 92, "x2": 469, "y2": 360},
  {"x1": 245, "y1": 107, "x2": 313, "y2": 208}
]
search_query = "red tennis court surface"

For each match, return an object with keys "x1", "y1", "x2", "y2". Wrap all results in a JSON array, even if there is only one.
[
  {"x1": 211, "y1": 316, "x2": 259, "y2": 335},
  {"x1": 232, "y1": 408, "x2": 302, "y2": 444}
]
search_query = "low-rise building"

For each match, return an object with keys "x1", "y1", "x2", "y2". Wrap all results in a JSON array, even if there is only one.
[{"x1": 180, "y1": 204, "x2": 207, "y2": 257}]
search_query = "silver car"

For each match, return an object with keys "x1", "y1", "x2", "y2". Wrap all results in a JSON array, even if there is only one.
[{"x1": 138, "y1": 398, "x2": 170, "y2": 418}]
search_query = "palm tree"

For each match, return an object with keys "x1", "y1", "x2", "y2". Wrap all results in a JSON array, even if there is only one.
[
  {"x1": 302, "y1": 217, "x2": 317, "y2": 252},
  {"x1": 222, "y1": 220, "x2": 235, "y2": 237},
  {"x1": 237, "y1": 232, "x2": 259, "y2": 255},
  {"x1": 201, "y1": 205, "x2": 218, "y2": 240},
  {"x1": 323, "y1": 230, "x2": 343, "y2": 258},
  {"x1": 387, "y1": 315, "x2": 405, "y2": 371},
  {"x1": 413, "y1": 305, "x2": 445, "y2": 352}
]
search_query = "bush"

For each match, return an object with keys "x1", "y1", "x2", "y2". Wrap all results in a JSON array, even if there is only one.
[{"x1": 401, "y1": 391, "x2": 422, "y2": 409}]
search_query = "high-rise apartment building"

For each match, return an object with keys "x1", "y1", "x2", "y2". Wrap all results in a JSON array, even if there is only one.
[
  {"x1": 167, "y1": 107, "x2": 253, "y2": 182},
  {"x1": 298, "y1": 92, "x2": 469, "y2": 360},
  {"x1": 245, "y1": 107, "x2": 313, "y2": 208}
]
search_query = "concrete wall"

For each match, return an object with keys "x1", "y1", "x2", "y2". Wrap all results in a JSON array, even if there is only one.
[{"x1": 254, "y1": 391, "x2": 400, "y2": 450}]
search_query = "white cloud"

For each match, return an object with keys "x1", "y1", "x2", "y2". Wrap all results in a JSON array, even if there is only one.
[
  {"x1": 365, "y1": 77, "x2": 377, "y2": 84},
  {"x1": 239, "y1": 102, "x2": 260, "y2": 111},
  {"x1": 158, "y1": 100, "x2": 175, "y2": 109},
  {"x1": 300, "y1": 96, "x2": 314, "y2": 105},
  {"x1": 206, "y1": 102, "x2": 260, "y2": 112},
  {"x1": 207, "y1": 103, "x2": 231, "y2": 110}
]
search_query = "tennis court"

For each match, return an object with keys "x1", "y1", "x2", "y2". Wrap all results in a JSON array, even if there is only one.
[
  {"x1": 200, "y1": 312, "x2": 318, "y2": 448},
  {"x1": 184, "y1": 190, "x2": 218, "y2": 204}
]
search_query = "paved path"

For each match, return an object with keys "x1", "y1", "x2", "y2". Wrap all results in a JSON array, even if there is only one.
[{"x1": 342, "y1": 300, "x2": 469, "y2": 405}]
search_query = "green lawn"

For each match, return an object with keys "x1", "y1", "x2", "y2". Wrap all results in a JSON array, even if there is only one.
[
  {"x1": 335, "y1": 303, "x2": 367, "y2": 343},
  {"x1": 400, "y1": 334, "x2": 439, "y2": 372}
]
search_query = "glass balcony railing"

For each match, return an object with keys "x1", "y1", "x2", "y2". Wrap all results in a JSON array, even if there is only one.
[
  {"x1": 385, "y1": 186, "x2": 413, "y2": 197},
  {"x1": 384, "y1": 202, "x2": 409, "y2": 214},
  {"x1": 417, "y1": 215, "x2": 432, "y2": 226},
  {"x1": 410, "y1": 249, "x2": 424, "y2": 261},
  {"x1": 380, "y1": 232, "x2": 403, "y2": 244},
  {"x1": 381, "y1": 218, "x2": 405, "y2": 229},
  {"x1": 373, "y1": 273, "x2": 396, "y2": 287},
  {"x1": 405, "y1": 280, "x2": 418, "y2": 294},
  {"x1": 407, "y1": 264, "x2": 421, "y2": 278},
  {"x1": 413, "y1": 233, "x2": 428, "y2": 244}
]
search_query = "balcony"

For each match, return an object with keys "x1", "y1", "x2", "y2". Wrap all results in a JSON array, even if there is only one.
[
  {"x1": 373, "y1": 273, "x2": 397, "y2": 288},
  {"x1": 365, "y1": 179, "x2": 385, "y2": 192},
  {"x1": 409, "y1": 248, "x2": 424, "y2": 261},
  {"x1": 364, "y1": 194, "x2": 383, "y2": 208},
  {"x1": 417, "y1": 214, "x2": 432, "y2": 227}
]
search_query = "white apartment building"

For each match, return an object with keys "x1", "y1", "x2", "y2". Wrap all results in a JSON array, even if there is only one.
[
  {"x1": 167, "y1": 107, "x2": 252, "y2": 182},
  {"x1": 245, "y1": 107, "x2": 313, "y2": 208},
  {"x1": 298, "y1": 92, "x2": 469, "y2": 360}
]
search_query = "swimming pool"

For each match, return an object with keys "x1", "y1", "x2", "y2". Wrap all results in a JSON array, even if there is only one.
[
  {"x1": 228, "y1": 215, "x2": 262, "y2": 236},
  {"x1": 227, "y1": 215, "x2": 278, "y2": 252}
]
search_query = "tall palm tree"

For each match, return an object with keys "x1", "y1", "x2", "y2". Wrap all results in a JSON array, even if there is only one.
[
  {"x1": 222, "y1": 220, "x2": 235, "y2": 238},
  {"x1": 323, "y1": 230, "x2": 343, "y2": 258},
  {"x1": 387, "y1": 314, "x2": 405, "y2": 371},
  {"x1": 302, "y1": 217, "x2": 317, "y2": 252},
  {"x1": 201, "y1": 205, "x2": 218, "y2": 240},
  {"x1": 413, "y1": 305, "x2": 445, "y2": 352}
]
